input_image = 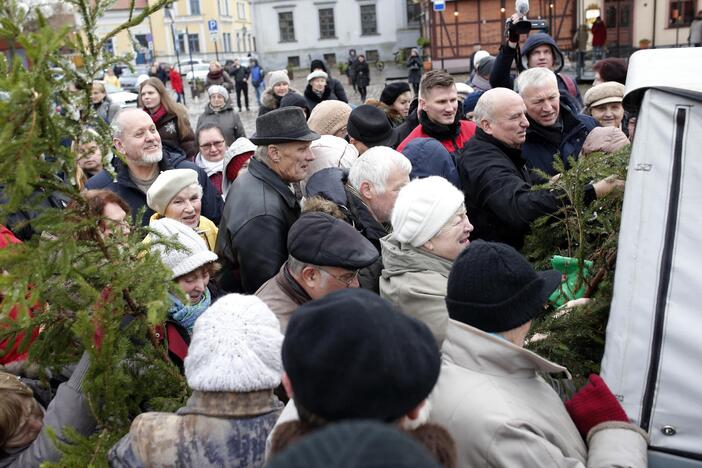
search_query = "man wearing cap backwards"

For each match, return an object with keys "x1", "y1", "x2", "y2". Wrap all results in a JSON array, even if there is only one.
[
  {"x1": 516, "y1": 68, "x2": 597, "y2": 177},
  {"x1": 305, "y1": 147, "x2": 412, "y2": 292},
  {"x1": 429, "y1": 241, "x2": 648, "y2": 467},
  {"x1": 457, "y1": 87, "x2": 622, "y2": 250},
  {"x1": 255, "y1": 212, "x2": 378, "y2": 332},
  {"x1": 346, "y1": 104, "x2": 396, "y2": 155},
  {"x1": 86, "y1": 108, "x2": 223, "y2": 227},
  {"x1": 396, "y1": 70, "x2": 476, "y2": 154},
  {"x1": 215, "y1": 107, "x2": 320, "y2": 294}
]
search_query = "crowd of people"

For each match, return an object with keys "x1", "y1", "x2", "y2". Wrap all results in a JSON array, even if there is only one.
[{"x1": 1, "y1": 27, "x2": 651, "y2": 468}]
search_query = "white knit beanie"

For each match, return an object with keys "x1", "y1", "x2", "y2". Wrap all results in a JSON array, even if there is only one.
[
  {"x1": 307, "y1": 70, "x2": 328, "y2": 83},
  {"x1": 184, "y1": 294, "x2": 284, "y2": 392},
  {"x1": 267, "y1": 69, "x2": 290, "y2": 87},
  {"x1": 391, "y1": 176, "x2": 465, "y2": 247},
  {"x1": 149, "y1": 217, "x2": 218, "y2": 279},
  {"x1": 207, "y1": 84, "x2": 229, "y2": 102},
  {"x1": 146, "y1": 168, "x2": 199, "y2": 216}
]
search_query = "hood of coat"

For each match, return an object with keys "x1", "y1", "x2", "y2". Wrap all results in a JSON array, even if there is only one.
[
  {"x1": 520, "y1": 33, "x2": 564, "y2": 73},
  {"x1": 365, "y1": 98, "x2": 405, "y2": 126},
  {"x1": 304, "y1": 166, "x2": 349, "y2": 205},
  {"x1": 380, "y1": 234, "x2": 453, "y2": 279}
]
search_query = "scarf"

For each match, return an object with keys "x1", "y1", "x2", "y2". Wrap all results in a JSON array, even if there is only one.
[
  {"x1": 279, "y1": 264, "x2": 312, "y2": 305},
  {"x1": 195, "y1": 153, "x2": 223, "y2": 177},
  {"x1": 149, "y1": 104, "x2": 167, "y2": 124},
  {"x1": 207, "y1": 69, "x2": 223, "y2": 81},
  {"x1": 419, "y1": 110, "x2": 461, "y2": 142},
  {"x1": 527, "y1": 115, "x2": 563, "y2": 149},
  {"x1": 168, "y1": 288, "x2": 212, "y2": 333},
  {"x1": 305, "y1": 84, "x2": 331, "y2": 103}
]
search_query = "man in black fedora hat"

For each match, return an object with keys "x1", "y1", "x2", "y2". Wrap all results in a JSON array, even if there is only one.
[
  {"x1": 347, "y1": 104, "x2": 395, "y2": 155},
  {"x1": 215, "y1": 107, "x2": 320, "y2": 293}
]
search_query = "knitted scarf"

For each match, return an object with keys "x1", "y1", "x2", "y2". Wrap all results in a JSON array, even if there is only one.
[
  {"x1": 168, "y1": 288, "x2": 212, "y2": 333},
  {"x1": 195, "y1": 153, "x2": 223, "y2": 177},
  {"x1": 418, "y1": 110, "x2": 461, "y2": 142},
  {"x1": 149, "y1": 104, "x2": 168, "y2": 124},
  {"x1": 207, "y1": 69, "x2": 224, "y2": 81}
]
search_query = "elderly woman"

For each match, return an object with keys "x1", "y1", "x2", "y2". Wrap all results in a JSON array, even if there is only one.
[
  {"x1": 109, "y1": 294, "x2": 284, "y2": 466},
  {"x1": 258, "y1": 70, "x2": 297, "y2": 116},
  {"x1": 380, "y1": 176, "x2": 473, "y2": 346},
  {"x1": 90, "y1": 81, "x2": 120, "y2": 124},
  {"x1": 195, "y1": 85, "x2": 246, "y2": 146},
  {"x1": 146, "y1": 169, "x2": 218, "y2": 251},
  {"x1": 0, "y1": 353, "x2": 96, "y2": 467},
  {"x1": 583, "y1": 82, "x2": 627, "y2": 129},
  {"x1": 303, "y1": 70, "x2": 341, "y2": 112},
  {"x1": 204, "y1": 60, "x2": 235, "y2": 92},
  {"x1": 138, "y1": 77, "x2": 197, "y2": 159}
]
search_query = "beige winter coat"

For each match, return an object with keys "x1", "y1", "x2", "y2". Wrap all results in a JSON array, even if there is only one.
[
  {"x1": 429, "y1": 320, "x2": 648, "y2": 467},
  {"x1": 379, "y1": 235, "x2": 452, "y2": 346}
]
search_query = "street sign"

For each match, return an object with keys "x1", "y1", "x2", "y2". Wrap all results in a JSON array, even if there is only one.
[
  {"x1": 208, "y1": 19, "x2": 218, "y2": 41},
  {"x1": 433, "y1": 0, "x2": 445, "y2": 11}
]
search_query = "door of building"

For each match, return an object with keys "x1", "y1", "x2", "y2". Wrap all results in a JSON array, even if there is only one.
[{"x1": 603, "y1": 0, "x2": 633, "y2": 56}]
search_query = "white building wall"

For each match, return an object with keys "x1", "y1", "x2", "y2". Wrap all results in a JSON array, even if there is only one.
[{"x1": 252, "y1": 0, "x2": 420, "y2": 70}]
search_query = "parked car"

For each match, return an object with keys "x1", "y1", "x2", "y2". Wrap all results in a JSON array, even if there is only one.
[
  {"x1": 178, "y1": 59, "x2": 206, "y2": 75},
  {"x1": 185, "y1": 64, "x2": 211, "y2": 83},
  {"x1": 105, "y1": 83, "x2": 138, "y2": 108},
  {"x1": 119, "y1": 65, "x2": 149, "y2": 92}
]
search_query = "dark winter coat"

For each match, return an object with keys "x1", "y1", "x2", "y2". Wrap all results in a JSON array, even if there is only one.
[
  {"x1": 215, "y1": 157, "x2": 301, "y2": 294},
  {"x1": 406, "y1": 55, "x2": 423, "y2": 84},
  {"x1": 396, "y1": 110, "x2": 477, "y2": 154},
  {"x1": 205, "y1": 70, "x2": 235, "y2": 93},
  {"x1": 457, "y1": 128, "x2": 594, "y2": 250},
  {"x1": 303, "y1": 85, "x2": 341, "y2": 112},
  {"x1": 152, "y1": 110, "x2": 197, "y2": 160},
  {"x1": 94, "y1": 97, "x2": 121, "y2": 124},
  {"x1": 355, "y1": 61, "x2": 370, "y2": 88},
  {"x1": 0, "y1": 183, "x2": 70, "y2": 241},
  {"x1": 230, "y1": 65, "x2": 250, "y2": 84},
  {"x1": 196, "y1": 101, "x2": 246, "y2": 146},
  {"x1": 258, "y1": 88, "x2": 301, "y2": 117},
  {"x1": 522, "y1": 105, "x2": 597, "y2": 177},
  {"x1": 85, "y1": 147, "x2": 223, "y2": 227}
]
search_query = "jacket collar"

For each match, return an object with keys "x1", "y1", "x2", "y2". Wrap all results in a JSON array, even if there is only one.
[
  {"x1": 178, "y1": 389, "x2": 283, "y2": 418},
  {"x1": 345, "y1": 185, "x2": 390, "y2": 241},
  {"x1": 113, "y1": 147, "x2": 183, "y2": 190},
  {"x1": 247, "y1": 157, "x2": 298, "y2": 209},
  {"x1": 380, "y1": 234, "x2": 453, "y2": 276},
  {"x1": 443, "y1": 319, "x2": 570, "y2": 378},
  {"x1": 474, "y1": 128, "x2": 527, "y2": 168}
]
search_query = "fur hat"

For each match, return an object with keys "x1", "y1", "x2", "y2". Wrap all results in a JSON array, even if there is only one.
[
  {"x1": 307, "y1": 100, "x2": 353, "y2": 136},
  {"x1": 207, "y1": 84, "x2": 229, "y2": 102},
  {"x1": 584, "y1": 82, "x2": 626, "y2": 110},
  {"x1": 146, "y1": 168, "x2": 199, "y2": 216},
  {"x1": 268, "y1": 69, "x2": 290, "y2": 87},
  {"x1": 306, "y1": 70, "x2": 328, "y2": 83},
  {"x1": 149, "y1": 217, "x2": 217, "y2": 279},
  {"x1": 391, "y1": 176, "x2": 465, "y2": 247},
  {"x1": 185, "y1": 294, "x2": 284, "y2": 392}
]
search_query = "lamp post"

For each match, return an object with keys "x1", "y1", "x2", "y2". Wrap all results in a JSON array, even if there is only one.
[{"x1": 164, "y1": 5, "x2": 185, "y2": 105}]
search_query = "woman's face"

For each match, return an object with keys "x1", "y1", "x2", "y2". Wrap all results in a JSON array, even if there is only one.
[
  {"x1": 209, "y1": 63, "x2": 221, "y2": 73},
  {"x1": 209, "y1": 93, "x2": 226, "y2": 109},
  {"x1": 176, "y1": 267, "x2": 210, "y2": 304},
  {"x1": 424, "y1": 209, "x2": 474, "y2": 261},
  {"x1": 392, "y1": 91, "x2": 413, "y2": 117},
  {"x1": 140, "y1": 84, "x2": 161, "y2": 111},
  {"x1": 90, "y1": 84, "x2": 106, "y2": 104},
  {"x1": 100, "y1": 202, "x2": 130, "y2": 237},
  {"x1": 77, "y1": 142, "x2": 103, "y2": 172},
  {"x1": 4, "y1": 398, "x2": 44, "y2": 449},
  {"x1": 590, "y1": 102, "x2": 624, "y2": 128},
  {"x1": 164, "y1": 185, "x2": 202, "y2": 228},
  {"x1": 273, "y1": 82, "x2": 289, "y2": 97},
  {"x1": 358, "y1": 56, "x2": 366, "y2": 63},
  {"x1": 311, "y1": 77, "x2": 327, "y2": 93}
]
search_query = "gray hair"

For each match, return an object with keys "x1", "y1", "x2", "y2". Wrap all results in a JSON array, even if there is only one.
[
  {"x1": 347, "y1": 146, "x2": 411, "y2": 194},
  {"x1": 185, "y1": 182, "x2": 203, "y2": 200},
  {"x1": 111, "y1": 107, "x2": 148, "y2": 139},
  {"x1": 515, "y1": 67, "x2": 558, "y2": 96},
  {"x1": 255, "y1": 145, "x2": 269, "y2": 164}
]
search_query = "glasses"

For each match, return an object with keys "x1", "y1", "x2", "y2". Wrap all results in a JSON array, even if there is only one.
[
  {"x1": 318, "y1": 267, "x2": 360, "y2": 288},
  {"x1": 200, "y1": 140, "x2": 225, "y2": 150}
]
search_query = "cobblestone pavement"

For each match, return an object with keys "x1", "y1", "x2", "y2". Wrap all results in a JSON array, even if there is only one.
[{"x1": 183, "y1": 64, "x2": 469, "y2": 137}]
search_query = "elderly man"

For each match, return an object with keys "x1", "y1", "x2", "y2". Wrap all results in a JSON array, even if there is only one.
[
  {"x1": 396, "y1": 70, "x2": 476, "y2": 154},
  {"x1": 429, "y1": 240, "x2": 648, "y2": 467},
  {"x1": 305, "y1": 146, "x2": 412, "y2": 292},
  {"x1": 457, "y1": 87, "x2": 620, "y2": 250},
  {"x1": 86, "y1": 108, "x2": 223, "y2": 226},
  {"x1": 516, "y1": 68, "x2": 597, "y2": 177},
  {"x1": 255, "y1": 212, "x2": 378, "y2": 332},
  {"x1": 215, "y1": 107, "x2": 319, "y2": 293},
  {"x1": 346, "y1": 105, "x2": 395, "y2": 155}
]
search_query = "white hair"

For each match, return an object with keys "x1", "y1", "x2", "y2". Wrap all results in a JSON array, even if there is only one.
[
  {"x1": 515, "y1": 67, "x2": 558, "y2": 96},
  {"x1": 472, "y1": 88, "x2": 521, "y2": 127},
  {"x1": 348, "y1": 146, "x2": 412, "y2": 194}
]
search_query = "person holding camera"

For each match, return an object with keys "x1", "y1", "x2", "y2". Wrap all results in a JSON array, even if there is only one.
[{"x1": 490, "y1": 13, "x2": 583, "y2": 114}]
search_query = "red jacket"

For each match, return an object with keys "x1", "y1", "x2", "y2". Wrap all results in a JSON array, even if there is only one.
[
  {"x1": 397, "y1": 120, "x2": 477, "y2": 154},
  {"x1": 169, "y1": 69, "x2": 184, "y2": 93},
  {"x1": 591, "y1": 21, "x2": 607, "y2": 47}
]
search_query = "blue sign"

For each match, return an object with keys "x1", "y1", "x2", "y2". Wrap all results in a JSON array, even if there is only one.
[
  {"x1": 433, "y1": 0, "x2": 445, "y2": 11},
  {"x1": 208, "y1": 20, "x2": 218, "y2": 32}
]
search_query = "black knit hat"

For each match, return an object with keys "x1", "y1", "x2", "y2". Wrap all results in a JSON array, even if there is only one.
[
  {"x1": 287, "y1": 212, "x2": 379, "y2": 269},
  {"x1": 380, "y1": 81, "x2": 411, "y2": 106},
  {"x1": 267, "y1": 421, "x2": 441, "y2": 468},
  {"x1": 347, "y1": 104, "x2": 395, "y2": 147},
  {"x1": 283, "y1": 289, "x2": 440, "y2": 422},
  {"x1": 280, "y1": 92, "x2": 310, "y2": 117},
  {"x1": 445, "y1": 240, "x2": 562, "y2": 333}
]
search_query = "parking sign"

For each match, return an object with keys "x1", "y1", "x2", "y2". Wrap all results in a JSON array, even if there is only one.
[{"x1": 208, "y1": 20, "x2": 218, "y2": 33}]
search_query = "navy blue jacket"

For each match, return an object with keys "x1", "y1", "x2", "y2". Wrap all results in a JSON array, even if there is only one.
[
  {"x1": 85, "y1": 147, "x2": 223, "y2": 227},
  {"x1": 400, "y1": 137, "x2": 461, "y2": 189},
  {"x1": 522, "y1": 105, "x2": 597, "y2": 177}
]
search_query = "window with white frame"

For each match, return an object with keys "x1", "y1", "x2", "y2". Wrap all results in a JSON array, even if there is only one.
[
  {"x1": 319, "y1": 8, "x2": 335, "y2": 39},
  {"x1": 189, "y1": 0, "x2": 201, "y2": 15},
  {"x1": 237, "y1": 2, "x2": 246, "y2": 19},
  {"x1": 360, "y1": 4, "x2": 377, "y2": 35},
  {"x1": 278, "y1": 11, "x2": 295, "y2": 42},
  {"x1": 188, "y1": 33, "x2": 200, "y2": 53},
  {"x1": 223, "y1": 32, "x2": 232, "y2": 52}
]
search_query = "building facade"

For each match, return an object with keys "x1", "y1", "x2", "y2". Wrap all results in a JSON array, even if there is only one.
[{"x1": 251, "y1": 0, "x2": 422, "y2": 69}]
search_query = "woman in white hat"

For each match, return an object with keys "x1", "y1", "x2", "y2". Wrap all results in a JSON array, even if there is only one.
[
  {"x1": 195, "y1": 85, "x2": 246, "y2": 146},
  {"x1": 258, "y1": 70, "x2": 299, "y2": 117},
  {"x1": 146, "y1": 169, "x2": 218, "y2": 250},
  {"x1": 304, "y1": 70, "x2": 341, "y2": 112},
  {"x1": 380, "y1": 176, "x2": 473, "y2": 346}
]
